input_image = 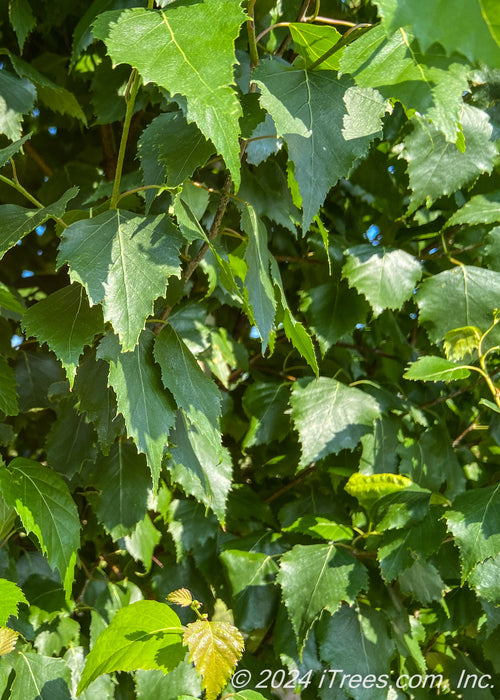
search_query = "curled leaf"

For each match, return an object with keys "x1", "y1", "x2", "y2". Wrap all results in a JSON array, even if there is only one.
[
  {"x1": 184, "y1": 619, "x2": 244, "y2": 700},
  {"x1": 167, "y1": 588, "x2": 194, "y2": 607},
  {"x1": 443, "y1": 326, "x2": 481, "y2": 361},
  {"x1": 0, "y1": 627, "x2": 18, "y2": 655}
]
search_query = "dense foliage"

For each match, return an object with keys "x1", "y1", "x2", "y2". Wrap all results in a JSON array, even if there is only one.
[{"x1": 1, "y1": 0, "x2": 500, "y2": 697}]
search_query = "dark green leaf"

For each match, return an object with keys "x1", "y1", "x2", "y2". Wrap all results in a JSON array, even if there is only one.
[
  {"x1": 58, "y1": 210, "x2": 182, "y2": 351},
  {"x1": 8, "y1": 0, "x2": 36, "y2": 52},
  {"x1": 97, "y1": 331, "x2": 176, "y2": 489},
  {"x1": 0, "y1": 356, "x2": 18, "y2": 416},
  {"x1": 0, "y1": 132, "x2": 31, "y2": 169},
  {"x1": 11, "y1": 652, "x2": 71, "y2": 700},
  {"x1": 0, "y1": 68, "x2": 35, "y2": 140},
  {"x1": 0, "y1": 458, "x2": 80, "y2": 600}
]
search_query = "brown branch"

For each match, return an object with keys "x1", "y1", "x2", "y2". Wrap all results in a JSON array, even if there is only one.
[
  {"x1": 24, "y1": 141, "x2": 54, "y2": 178},
  {"x1": 265, "y1": 464, "x2": 316, "y2": 503}
]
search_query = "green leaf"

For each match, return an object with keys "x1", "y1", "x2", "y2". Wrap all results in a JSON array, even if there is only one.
[
  {"x1": 468, "y1": 554, "x2": 500, "y2": 604},
  {"x1": 0, "y1": 132, "x2": 31, "y2": 169},
  {"x1": 58, "y1": 210, "x2": 182, "y2": 351},
  {"x1": 403, "y1": 106, "x2": 497, "y2": 212},
  {"x1": 135, "y1": 661, "x2": 201, "y2": 700},
  {"x1": 0, "y1": 458, "x2": 80, "y2": 600},
  {"x1": 92, "y1": 1, "x2": 245, "y2": 186},
  {"x1": 255, "y1": 61, "x2": 386, "y2": 231},
  {"x1": 345, "y1": 472, "x2": 415, "y2": 513},
  {"x1": 0, "y1": 187, "x2": 78, "y2": 259},
  {"x1": 0, "y1": 356, "x2": 18, "y2": 416},
  {"x1": 138, "y1": 111, "x2": 214, "y2": 190},
  {"x1": 73, "y1": 349, "x2": 124, "y2": 452},
  {"x1": 290, "y1": 23, "x2": 342, "y2": 70},
  {"x1": 447, "y1": 191, "x2": 500, "y2": 226},
  {"x1": 342, "y1": 245, "x2": 422, "y2": 316},
  {"x1": 9, "y1": 0, "x2": 36, "y2": 52},
  {"x1": 277, "y1": 544, "x2": 368, "y2": 650},
  {"x1": 398, "y1": 558, "x2": 447, "y2": 603},
  {"x1": 0, "y1": 281, "x2": 25, "y2": 314},
  {"x1": 0, "y1": 578, "x2": 27, "y2": 626},
  {"x1": 283, "y1": 516, "x2": 354, "y2": 542},
  {"x1": 22, "y1": 283, "x2": 104, "y2": 386},
  {"x1": 77, "y1": 600, "x2": 184, "y2": 694},
  {"x1": 183, "y1": 618, "x2": 244, "y2": 700},
  {"x1": 443, "y1": 326, "x2": 482, "y2": 361},
  {"x1": 340, "y1": 25, "x2": 471, "y2": 143},
  {"x1": 445, "y1": 484, "x2": 500, "y2": 581},
  {"x1": 481, "y1": 0, "x2": 500, "y2": 48},
  {"x1": 404, "y1": 356, "x2": 471, "y2": 382},
  {"x1": 7, "y1": 52, "x2": 87, "y2": 124},
  {"x1": 87, "y1": 441, "x2": 150, "y2": 538},
  {"x1": 167, "y1": 499, "x2": 218, "y2": 560},
  {"x1": 299, "y1": 278, "x2": 370, "y2": 354},
  {"x1": 290, "y1": 377, "x2": 380, "y2": 467},
  {"x1": 64, "y1": 646, "x2": 115, "y2": 700},
  {"x1": 416, "y1": 265, "x2": 500, "y2": 345},
  {"x1": 14, "y1": 350, "x2": 65, "y2": 411},
  {"x1": 375, "y1": 0, "x2": 500, "y2": 68},
  {"x1": 241, "y1": 205, "x2": 276, "y2": 349},
  {"x1": 45, "y1": 399, "x2": 97, "y2": 478},
  {"x1": 0, "y1": 68, "x2": 35, "y2": 140},
  {"x1": 97, "y1": 331, "x2": 176, "y2": 489},
  {"x1": 318, "y1": 604, "x2": 394, "y2": 696},
  {"x1": 242, "y1": 382, "x2": 291, "y2": 447},
  {"x1": 167, "y1": 409, "x2": 232, "y2": 523},
  {"x1": 11, "y1": 652, "x2": 72, "y2": 700},
  {"x1": 154, "y1": 324, "x2": 221, "y2": 429},
  {"x1": 220, "y1": 550, "x2": 279, "y2": 632},
  {"x1": 123, "y1": 514, "x2": 161, "y2": 573}
]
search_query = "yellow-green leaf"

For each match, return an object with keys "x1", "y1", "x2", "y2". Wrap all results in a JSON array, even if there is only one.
[
  {"x1": 184, "y1": 619, "x2": 244, "y2": 700},
  {"x1": 345, "y1": 472, "x2": 414, "y2": 512},
  {"x1": 167, "y1": 588, "x2": 193, "y2": 608},
  {"x1": 0, "y1": 627, "x2": 18, "y2": 656},
  {"x1": 443, "y1": 326, "x2": 482, "y2": 361}
]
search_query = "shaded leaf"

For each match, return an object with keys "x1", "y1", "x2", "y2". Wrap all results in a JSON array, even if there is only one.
[
  {"x1": 448, "y1": 191, "x2": 500, "y2": 226},
  {"x1": 342, "y1": 244, "x2": 422, "y2": 316},
  {"x1": 9, "y1": 0, "x2": 36, "y2": 52},
  {"x1": 0, "y1": 356, "x2": 18, "y2": 416},
  {"x1": 0, "y1": 132, "x2": 31, "y2": 169},
  {"x1": 11, "y1": 652, "x2": 72, "y2": 700},
  {"x1": 77, "y1": 601, "x2": 184, "y2": 694},
  {"x1": 0, "y1": 68, "x2": 35, "y2": 140},
  {"x1": 0, "y1": 187, "x2": 78, "y2": 259},
  {"x1": 59, "y1": 210, "x2": 182, "y2": 351},
  {"x1": 93, "y1": 1, "x2": 245, "y2": 186},
  {"x1": 468, "y1": 554, "x2": 500, "y2": 604},
  {"x1": 0, "y1": 458, "x2": 80, "y2": 600},
  {"x1": 277, "y1": 544, "x2": 368, "y2": 650},
  {"x1": 445, "y1": 483, "x2": 500, "y2": 581},
  {"x1": 398, "y1": 559, "x2": 447, "y2": 603},
  {"x1": 22, "y1": 283, "x2": 104, "y2": 386},
  {"x1": 290, "y1": 377, "x2": 380, "y2": 467},
  {"x1": 183, "y1": 618, "x2": 244, "y2": 700},
  {"x1": 97, "y1": 331, "x2": 176, "y2": 489}
]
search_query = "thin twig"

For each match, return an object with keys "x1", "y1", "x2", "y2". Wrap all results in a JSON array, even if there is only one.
[{"x1": 265, "y1": 464, "x2": 316, "y2": 503}]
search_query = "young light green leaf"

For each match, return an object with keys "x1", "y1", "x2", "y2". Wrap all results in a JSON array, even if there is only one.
[
  {"x1": 22, "y1": 283, "x2": 104, "y2": 386},
  {"x1": 404, "y1": 356, "x2": 471, "y2": 382},
  {"x1": 345, "y1": 472, "x2": 415, "y2": 513},
  {"x1": 416, "y1": 265, "x2": 500, "y2": 346},
  {"x1": 183, "y1": 618, "x2": 244, "y2": 700},
  {"x1": 93, "y1": 1, "x2": 245, "y2": 186},
  {"x1": 283, "y1": 516, "x2": 354, "y2": 542},
  {"x1": 154, "y1": 325, "x2": 221, "y2": 429},
  {"x1": 255, "y1": 61, "x2": 387, "y2": 232},
  {"x1": 443, "y1": 326, "x2": 482, "y2": 361},
  {"x1": 342, "y1": 245, "x2": 422, "y2": 316},
  {"x1": 290, "y1": 23, "x2": 342, "y2": 70},
  {"x1": 340, "y1": 25, "x2": 471, "y2": 143},
  {"x1": 403, "y1": 106, "x2": 496, "y2": 212},
  {"x1": 0, "y1": 578, "x2": 27, "y2": 626},
  {"x1": 97, "y1": 331, "x2": 176, "y2": 490},
  {"x1": 445, "y1": 483, "x2": 500, "y2": 581},
  {"x1": 77, "y1": 600, "x2": 184, "y2": 694},
  {"x1": 241, "y1": 205, "x2": 276, "y2": 350},
  {"x1": 0, "y1": 356, "x2": 18, "y2": 416},
  {"x1": 59, "y1": 210, "x2": 182, "y2": 351},
  {"x1": 0, "y1": 187, "x2": 78, "y2": 259},
  {"x1": 0, "y1": 627, "x2": 19, "y2": 656},
  {"x1": 167, "y1": 588, "x2": 193, "y2": 608},
  {"x1": 0, "y1": 458, "x2": 80, "y2": 601},
  {"x1": 277, "y1": 544, "x2": 368, "y2": 650},
  {"x1": 123, "y1": 514, "x2": 161, "y2": 573},
  {"x1": 290, "y1": 377, "x2": 380, "y2": 467}
]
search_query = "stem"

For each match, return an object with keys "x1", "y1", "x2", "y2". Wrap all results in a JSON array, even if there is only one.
[
  {"x1": 306, "y1": 0, "x2": 320, "y2": 21},
  {"x1": 110, "y1": 69, "x2": 141, "y2": 209},
  {"x1": 247, "y1": 0, "x2": 259, "y2": 69}
]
